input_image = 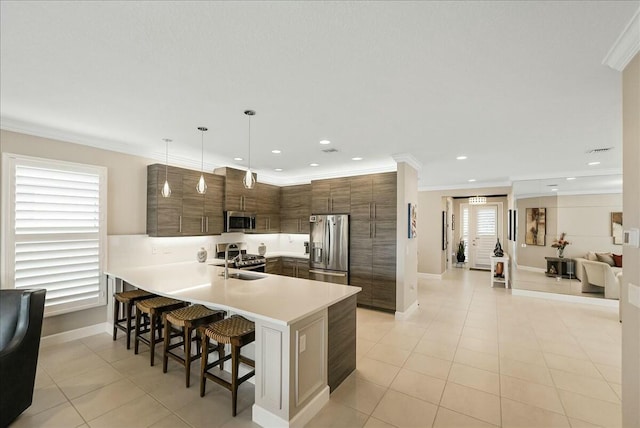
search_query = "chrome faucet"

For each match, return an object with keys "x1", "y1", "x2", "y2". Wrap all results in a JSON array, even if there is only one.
[{"x1": 223, "y1": 243, "x2": 243, "y2": 279}]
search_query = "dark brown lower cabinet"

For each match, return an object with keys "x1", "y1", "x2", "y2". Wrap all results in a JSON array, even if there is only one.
[
  {"x1": 266, "y1": 257, "x2": 282, "y2": 275},
  {"x1": 281, "y1": 257, "x2": 309, "y2": 279}
]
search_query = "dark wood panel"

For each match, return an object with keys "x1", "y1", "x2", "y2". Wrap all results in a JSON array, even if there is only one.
[
  {"x1": 350, "y1": 175, "x2": 373, "y2": 206},
  {"x1": 266, "y1": 257, "x2": 282, "y2": 275},
  {"x1": 297, "y1": 261, "x2": 309, "y2": 279},
  {"x1": 147, "y1": 164, "x2": 183, "y2": 237},
  {"x1": 280, "y1": 217, "x2": 300, "y2": 234},
  {"x1": 281, "y1": 257, "x2": 296, "y2": 277},
  {"x1": 328, "y1": 178, "x2": 351, "y2": 213},
  {"x1": 373, "y1": 172, "x2": 396, "y2": 204},
  {"x1": 311, "y1": 180, "x2": 330, "y2": 213},
  {"x1": 373, "y1": 220, "x2": 397, "y2": 245},
  {"x1": 328, "y1": 295, "x2": 357, "y2": 392},
  {"x1": 371, "y1": 242, "x2": 396, "y2": 311}
]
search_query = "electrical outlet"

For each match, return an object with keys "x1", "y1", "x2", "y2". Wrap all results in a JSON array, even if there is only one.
[
  {"x1": 299, "y1": 334, "x2": 306, "y2": 353},
  {"x1": 521, "y1": 243, "x2": 527, "y2": 247},
  {"x1": 152, "y1": 246, "x2": 158, "y2": 255}
]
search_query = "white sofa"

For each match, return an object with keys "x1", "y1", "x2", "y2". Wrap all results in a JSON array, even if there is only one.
[{"x1": 574, "y1": 256, "x2": 622, "y2": 300}]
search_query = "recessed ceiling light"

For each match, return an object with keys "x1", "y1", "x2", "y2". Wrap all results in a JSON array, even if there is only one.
[
  {"x1": 566, "y1": 177, "x2": 576, "y2": 180},
  {"x1": 352, "y1": 157, "x2": 363, "y2": 161},
  {"x1": 233, "y1": 157, "x2": 243, "y2": 161},
  {"x1": 271, "y1": 149, "x2": 281, "y2": 154},
  {"x1": 310, "y1": 163, "x2": 319, "y2": 167},
  {"x1": 456, "y1": 156, "x2": 468, "y2": 160},
  {"x1": 588, "y1": 161, "x2": 601, "y2": 166},
  {"x1": 319, "y1": 140, "x2": 331, "y2": 145},
  {"x1": 468, "y1": 179, "x2": 476, "y2": 182},
  {"x1": 551, "y1": 188, "x2": 558, "y2": 192},
  {"x1": 274, "y1": 168, "x2": 283, "y2": 172}
]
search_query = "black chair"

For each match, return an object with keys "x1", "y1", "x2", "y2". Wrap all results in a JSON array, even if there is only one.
[{"x1": 0, "y1": 289, "x2": 46, "y2": 428}]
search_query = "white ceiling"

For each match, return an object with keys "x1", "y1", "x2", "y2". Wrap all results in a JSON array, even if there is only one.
[{"x1": 1, "y1": 1, "x2": 637, "y2": 189}]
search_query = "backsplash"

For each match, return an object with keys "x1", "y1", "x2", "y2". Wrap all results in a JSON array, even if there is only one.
[{"x1": 107, "y1": 233, "x2": 309, "y2": 269}]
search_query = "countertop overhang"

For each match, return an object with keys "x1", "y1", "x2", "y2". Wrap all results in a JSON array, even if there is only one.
[{"x1": 105, "y1": 261, "x2": 359, "y2": 326}]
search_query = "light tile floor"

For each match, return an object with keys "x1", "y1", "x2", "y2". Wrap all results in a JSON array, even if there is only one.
[{"x1": 13, "y1": 269, "x2": 622, "y2": 428}]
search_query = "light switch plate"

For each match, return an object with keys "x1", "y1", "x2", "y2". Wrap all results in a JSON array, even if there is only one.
[
  {"x1": 623, "y1": 228, "x2": 640, "y2": 248},
  {"x1": 629, "y1": 283, "x2": 640, "y2": 309}
]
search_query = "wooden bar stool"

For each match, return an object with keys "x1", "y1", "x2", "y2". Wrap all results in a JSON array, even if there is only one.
[
  {"x1": 199, "y1": 315, "x2": 255, "y2": 416},
  {"x1": 134, "y1": 296, "x2": 187, "y2": 366},
  {"x1": 163, "y1": 305, "x2": 225, "y2": 387},
  {"x1": 113, "y1": 289, "x2": 155, "y2": 349}
]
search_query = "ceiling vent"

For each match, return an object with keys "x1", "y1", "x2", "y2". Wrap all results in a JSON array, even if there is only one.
[
  {"x1": 585, "y1": 147, "x2": 614, "y2": 154},
  {"x1": 321, "y1": 148, "x2": 339, "y2": 153}
]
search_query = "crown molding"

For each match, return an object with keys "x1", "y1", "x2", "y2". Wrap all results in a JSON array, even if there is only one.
[
  {"x1": 392, "y1": 153, "x2": 422, "y2": 172},
  {"x1": 419, "y1": 181, "x2": 512, "y2": 192},
  {"x1": 1, "y1": 116, "x2": 231, "y2": 173},
  {"x1": 508, "y1": 168, "x2": 622, "y2": 182},
  {"x1": 515, "y1": 188, "x2": 623, "y2": 200},
  {"x1": 603, "y1": 7, "x2": 640, "y2": 71},
  {"x1": 260, "y1": 164, "x2": 397, "y2": 186}
]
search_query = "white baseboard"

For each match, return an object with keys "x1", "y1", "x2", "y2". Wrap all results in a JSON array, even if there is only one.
[
  {"x1": 41, "y1": 322, "x2": 110, "y2": 348},
  {"x1": 511, "y1": 289, "x2": 619, "y2": 308},
  {"x1": 517, "y1": 265, "x2": 546, "y2": 273},
  {"x1": 418, "y1": 272, "x2": 443, "y2": 280},
  {"x1": 252, "y1": 385, "x2": 330, "y2": 428},
  {"x1": 395, "y1": 300, "x2": 419, "y2": 320}
]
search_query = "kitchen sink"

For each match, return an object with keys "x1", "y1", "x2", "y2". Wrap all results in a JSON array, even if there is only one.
[{"x1": 226, "y1": 272, "x2": 266, "y2": 281}]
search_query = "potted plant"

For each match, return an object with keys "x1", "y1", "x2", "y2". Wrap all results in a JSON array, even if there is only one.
[{"x1": 456, "y1": 240, "x2": 466, "y2": 263}]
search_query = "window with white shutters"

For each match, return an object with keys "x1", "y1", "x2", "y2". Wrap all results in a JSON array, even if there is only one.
[
  {"x1": 2, "y1": 154, "x2": 107, "y2": 316},
  {"x1": 475, "y1": 207, "x2": 497, "y2": 236}
]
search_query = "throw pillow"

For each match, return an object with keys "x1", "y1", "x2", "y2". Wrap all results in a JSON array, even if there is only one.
[
  {"x1": 586, "y1": 251, "x2": 598, "y2": 261},
  {"x1": 612, "y1": 254, "x2": 623, "y2": 268},
  {"x1": 596, "y1": 252, "x2": 615, "y2": 266}
]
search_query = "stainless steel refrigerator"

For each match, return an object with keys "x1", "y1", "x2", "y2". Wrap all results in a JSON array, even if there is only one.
[{"x1": 309, "y1": 214, "x2": 349, "y2": 285}]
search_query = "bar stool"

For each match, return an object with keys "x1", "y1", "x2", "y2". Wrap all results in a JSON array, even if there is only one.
[
  {"x1": 163, "y1": 305, "x2": 226, "y2": 387},
  {"x1": 135, "y1": 296, "x2": 188, "y2": 366},
  {"x1": 113, "y1": 289, "x2": 155, "y2": 349},
  {"x1": 199, "y1": 315, "x2": 255, "y2": 416}
]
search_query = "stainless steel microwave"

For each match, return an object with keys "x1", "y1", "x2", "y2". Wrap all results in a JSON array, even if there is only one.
[{"x1": 225, "y1": 211, "x2": 256, "y2": 233}]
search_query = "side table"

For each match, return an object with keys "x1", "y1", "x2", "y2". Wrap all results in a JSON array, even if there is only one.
[{"x1": 490, "y1": 255, "x2": 510, "y2": 288}]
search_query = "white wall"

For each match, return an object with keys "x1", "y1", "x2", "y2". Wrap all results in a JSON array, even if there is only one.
[
  {"x1": 621, "y1": 52, "x2": 639, "y2": 428},
  {"x1": 396, "y1": 162, "x2": 418, "y2": 313}
]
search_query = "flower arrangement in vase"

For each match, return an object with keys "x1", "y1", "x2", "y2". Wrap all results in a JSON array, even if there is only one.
[{"x1": 551, "y1": 232, "x2": 570, "y2": 258}]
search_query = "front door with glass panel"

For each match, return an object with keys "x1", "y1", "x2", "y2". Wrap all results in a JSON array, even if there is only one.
[{"x1": 462, "y1": 203, "x2": 501, "y2": 270}]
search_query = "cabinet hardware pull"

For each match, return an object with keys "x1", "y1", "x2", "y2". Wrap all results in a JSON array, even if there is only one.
[
  {"x1": 179, "y1": 215, "x2": 182, "y2": 233},
  {"x1": 370, "y1": 223, "x2": 372, "y2": 238},
  {"x1": 374, "y1": 203, "x2": 377, "y2": 219},
  {"x1": 206, "y1": 216, "x2": 209, "y2": 232},
  {"x1": 369, "y1": 203, "x2": 372, "y2": 220}
]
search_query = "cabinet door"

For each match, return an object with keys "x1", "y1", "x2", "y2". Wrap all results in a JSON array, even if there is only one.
[
  {"x1": 298, "y1": 216, "x2": 310, "y2": 234},
  {"x1": 256, "y1": 214, "x2": 281, "y2": 233},
  {"x1": 266, "y1": 257, "x2": 282, "y2": 275},
  {"x1": 297, "y1": 260, "x2": 310, "y2": 279},
  {"x1": 349, "y1": 242, "x2": 373, "y2": 306},
  {"x1": 371, "y1": 242, "x2": 396, "y2": 311},
  {"x1": 280, "y1": 217, "x2": 299, "y2": 234},
  {"x1": 329, "y1": 178, "x2": 351, "y2": 213},
  {"x1": 373, "y1": 172, "x2": 396, "y2": 204},
  {"x1": 373, "y1": 203, "x2": 396, "y2": 222},
  {"x1": 182, "y1": 171, "x2": 206, "y2": 235},
  {"x1": 350, "y1": 175, "x2": 373, "y2": 207},
  {"x1": 373, "y1": 220, "x2": 397, "y2": 246},
  {"x1": 148, "y1": 165, "x2": 184, "y2": 237},
  {"x1": 204, "y1": 173, "x2": 224, "y2": 235},
  {"x1": 281, "y1": 257, "x2": 296, "y2": 277},
  {"x1": 311, "y1": 180, "x2": 330, "y2": 213},
  {"x1": 258, "y1": 183, "x2": 281, "y2": 214}
]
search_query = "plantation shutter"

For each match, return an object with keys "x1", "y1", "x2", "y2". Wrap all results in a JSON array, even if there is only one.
[
  {"x1": 8, "y1": 157, "x2": 107, "y2": 316},
  {"x1": 461, "y1": 206, "x2": 469, "y2": 259}
]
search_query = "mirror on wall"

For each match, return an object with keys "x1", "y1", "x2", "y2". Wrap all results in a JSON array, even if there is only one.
[{"x1": 510, "y1": 174, "x2": 623, "y2": 300}]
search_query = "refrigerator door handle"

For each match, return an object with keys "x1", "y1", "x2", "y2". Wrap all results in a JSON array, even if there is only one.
[{"x1": 309, "y1": 270, "x2": 347, "y2": 277}]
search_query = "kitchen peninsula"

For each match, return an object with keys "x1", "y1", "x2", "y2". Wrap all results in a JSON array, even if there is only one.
[{"x1": 105, "y1": 261, "x2": 360, "y2": 428}]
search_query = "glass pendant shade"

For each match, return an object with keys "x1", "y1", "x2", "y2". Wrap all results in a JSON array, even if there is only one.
[
  {"x1": 196, "y1": 127, "x2": 208, "y2": 194},
  {"x1": 161, "y1": 179, "x2": 171, "y2": 197},
  {"x1": 161, "y1": 138, "x2": 171, "y2": 198},
  {"x1": 243, "y1": 169, "x2": 255, "y2": 189},
  {"x1": 196, "y1": 174, "x2": 207, "y2": 194},
  {"x1": 243, "y1": 110, "x2": 256, "y2": 189}
]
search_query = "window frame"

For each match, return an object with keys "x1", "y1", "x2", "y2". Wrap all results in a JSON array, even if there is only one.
[{"x1": 1, "y1": 153, "x2": 108, "y2": 317}]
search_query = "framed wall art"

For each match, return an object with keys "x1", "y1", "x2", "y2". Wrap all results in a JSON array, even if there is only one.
[
  {"x1": 525, "y1": 207, "x2": 546, "y2": 246},
  {"x1": 408, "y1": 203, "x2": 417, "y2": 239},
  {"x1": 611, "y1": 212, "x2": 623, "y2": 245}
]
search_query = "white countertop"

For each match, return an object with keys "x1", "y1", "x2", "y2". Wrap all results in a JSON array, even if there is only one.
[
  {"x1": 105, "y1": 261, "x2": 359, "y2": 326},
  {"x1": 265, "y1": 251, "x2": 309, "y2": 259}
]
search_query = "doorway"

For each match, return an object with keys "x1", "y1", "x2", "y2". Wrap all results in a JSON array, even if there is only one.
[{"x1": 460, "y1": 202, "x2": 503, "y2": 270}]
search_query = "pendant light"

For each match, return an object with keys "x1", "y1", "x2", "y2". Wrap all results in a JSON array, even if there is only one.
[
  {"x1": 469, "y1": 196, "x2": 487, "y2": 205},
  {"x1": 196, "y1": 126, "x2": 208, "y2": 194},
  {"x1": 243, "y1": 110, "x2": 256, "y2": 189},
  {"x1": 161, "y1": 138, "x2": 172, "y2": 198}
]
